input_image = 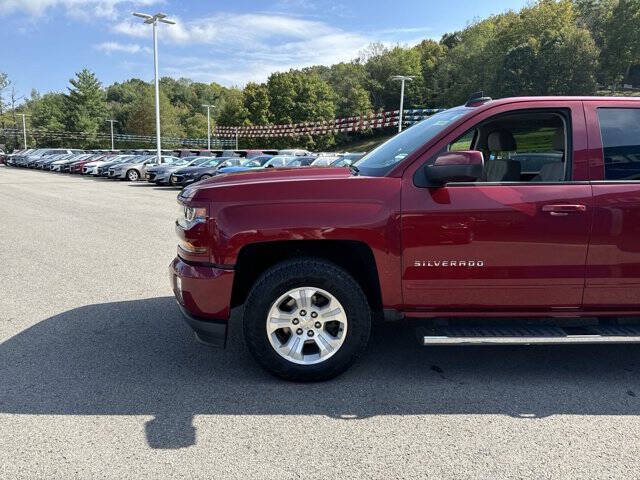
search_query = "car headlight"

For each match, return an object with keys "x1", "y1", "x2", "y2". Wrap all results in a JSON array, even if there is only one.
[{"x1": 176, "y1": 202, "x2": 207, "y2": 229}]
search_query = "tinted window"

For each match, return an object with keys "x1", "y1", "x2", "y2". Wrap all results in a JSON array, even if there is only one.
[{"x1": 598, "y1": 108, "x2": 640, "y2": 181}]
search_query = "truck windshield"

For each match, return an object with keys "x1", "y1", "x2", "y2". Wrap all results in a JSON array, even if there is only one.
[{"x1": 354, "y1": 106, "x2": 473, "y2": 176}]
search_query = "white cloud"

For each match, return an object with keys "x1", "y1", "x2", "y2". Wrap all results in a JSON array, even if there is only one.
[
  {"x1": 0, "y1": 0, "x2": 161, "y2": 19},
  {"x1": 113, "y1": 13, "x2": 373, "y2": 86},
  {"x1": 94, "y1": 41, "x2": 150, "y2": 54}
]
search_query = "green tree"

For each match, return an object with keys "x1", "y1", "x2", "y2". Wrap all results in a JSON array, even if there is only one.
[
  {"x1": 267, "y1": 72, "x2": 297, "y2": 124},
  {"x1": 327, "y1": 62, "x2": 372, "y2": 117},
  {"x1": 65, "y1": 69, "x2": 107, "y2": 135},
  {"x1": 600, "y1": 0, "x2": 640, "y2": 88},
  {"x1": 125, "y1": 84, "x2": 184, "y2": 138},
  {"x1": 216, "y1": 88, "x2": 249, "y2": 126},
  {"x1": 364, "y1": 44, "x2": 425, "y2": 110},
  {"x1": 183, "y1": 112, "x2": 209, "y2": 138},
  {"x1": 243, "y1": 82, "x2": 270, "y2": 125}
]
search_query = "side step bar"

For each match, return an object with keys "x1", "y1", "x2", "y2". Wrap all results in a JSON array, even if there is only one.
[{"x1": 423, "y1": 324, "x2": 640, "y2": 346}]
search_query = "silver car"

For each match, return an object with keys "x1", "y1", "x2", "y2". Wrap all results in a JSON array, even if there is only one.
[{"x1": 108, "y1": 155, "x2": 179, "y2": 181}]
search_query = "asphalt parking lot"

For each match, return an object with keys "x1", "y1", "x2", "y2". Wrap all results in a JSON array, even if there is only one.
[{"x1": 2, "y1": 165, "x2": 640, "y2": 479}]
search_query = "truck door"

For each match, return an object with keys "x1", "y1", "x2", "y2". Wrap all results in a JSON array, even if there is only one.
[
  {"x1": 583, "y1": 101, "x2": 640, "y2": 310},
  {"x1": 401, "y1": 101, "x2": 593, "y2": 312}
]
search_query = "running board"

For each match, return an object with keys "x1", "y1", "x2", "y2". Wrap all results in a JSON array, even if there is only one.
[{"x1": 422, "y1": 324, "x2": 640, "y2": 346}]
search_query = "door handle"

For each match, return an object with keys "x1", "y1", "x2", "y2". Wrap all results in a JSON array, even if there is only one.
[{"x1": 542, "y1": 204, "x2": 587, "y2": 216}]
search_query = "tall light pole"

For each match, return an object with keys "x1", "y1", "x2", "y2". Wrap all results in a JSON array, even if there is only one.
[
  {"x1": 106, "y1": 119, "x2": 118, "y2": 151},
  {"x1": 202, "y1": 104, "x2": 213, "y2": 150},
  {"x1": 132, "y1": 12, "x2": 175, "y2": 164},
  {"x1": 17, "y1": 113, "x2": 29, "y2": 148},
  {"x1": 391, "y1": 75, "x2": 413, "y2": 133}
]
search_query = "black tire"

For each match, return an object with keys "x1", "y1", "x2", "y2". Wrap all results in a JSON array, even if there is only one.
[
  {"x1": 199, "y1": 174, "x2": 212, "y2": 181},
  {"x1": 243, "y1": 258, "x2": 371, "y2": 381},
  {"x1": 126, "y1": 169, "x2": 139, "y2": 181}
]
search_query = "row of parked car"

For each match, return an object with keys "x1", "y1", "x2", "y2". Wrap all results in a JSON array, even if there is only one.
[{"x1": 1, "y1": 147, "x2": 366, "y2": 187}]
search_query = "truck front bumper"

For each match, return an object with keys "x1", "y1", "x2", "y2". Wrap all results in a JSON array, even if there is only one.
[{"x1": 169, "y1": 256, "x2": 234, "y2": 348}]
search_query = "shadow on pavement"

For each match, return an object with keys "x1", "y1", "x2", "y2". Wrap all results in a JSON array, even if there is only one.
[{"x1": 2, "y1": 297, "x2": 640, "y2": 449}]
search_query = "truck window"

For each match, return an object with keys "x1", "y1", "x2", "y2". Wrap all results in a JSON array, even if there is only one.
[
  {"x1": 597, "y1": 108, "x2": 640, "y2": 181},
  {"x1": 446, "y1": 111, "x2": 568, "y2": 183}
]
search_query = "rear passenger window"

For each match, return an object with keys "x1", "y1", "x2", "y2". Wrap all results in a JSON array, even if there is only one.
[{"x1": 598, "y1": 108, "x2": 640, "y2": 181}]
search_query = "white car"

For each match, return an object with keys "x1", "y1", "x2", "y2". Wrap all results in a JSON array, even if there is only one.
[{"x1": 83, "y1": 155, "x2": 125, "y2": 175}]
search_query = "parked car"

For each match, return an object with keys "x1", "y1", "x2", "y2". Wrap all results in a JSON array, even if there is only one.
[
  {"x1": 330, "y1": 157, "x2": 355, "y2": 168},
  {"x1": 285, "y1": 156, "x2": 316, "y2": 167},
  {"x1": 310, "y1": 156, "x2": 340, "y2": 167},
  {"x1": 216, "y1": 155, "x2": 275, "y2": 175},
  {"x1": 35, "y1": 153, "x2": 72, "y2": 169},
  {"x1": 171, "y1": 95, "x2": 640, "y2": 381},
  {"x1": 50, "y1": 154, "x2": 90, "y2": 172},
  {"x1": 261, "y1": 155, "x2": 295, "y2": 168},
  {"x1": 82, "y1": 157, "x2": 108, "y2": 175},
  {"x1": 108, "y1": 155, "x2": 179, "y2": 181},
  {"x1": 169, "y1": 157, "x2": 237, "y2": 187},
  {"x1": 96, "y1": 156, "x2": 137, "y2": 177},
  {"x1": 278, "y1": 149, "x2": 312, "y2": 156},
  {"x1": 145, "y1": 156, "x2": 213, "y2": 185},
  {"x1": 5, "y1": 149, "x2": 34, "y2": 166},
  {"x1": 69, "y1": 154, "x2": 107, "y2": 174},
  {"x1": 28, "y1": 149, "x2": 83, "y2": 168}
]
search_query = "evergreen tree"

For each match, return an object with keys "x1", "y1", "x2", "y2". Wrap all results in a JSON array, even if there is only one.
[{"x1": 65, "y1": 69, "x2": 107, "y2": 134}]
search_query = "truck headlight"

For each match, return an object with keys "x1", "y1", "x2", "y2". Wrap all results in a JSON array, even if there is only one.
[{"x1": 176, "y1": 202, "x2": 207, "y2": 229}]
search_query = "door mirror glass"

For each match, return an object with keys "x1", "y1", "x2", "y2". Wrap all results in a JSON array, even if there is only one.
[{"x1": 421, "y1": 150, "x2": 484, "y2": 186}]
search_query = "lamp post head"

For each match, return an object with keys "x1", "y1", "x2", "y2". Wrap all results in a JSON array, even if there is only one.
[
  {"x1": 132, "y1": 12, "x2": 175, "y2": 24},
  {"x1": 391, "y1": 75, "x2": 414, "y2": 82}
]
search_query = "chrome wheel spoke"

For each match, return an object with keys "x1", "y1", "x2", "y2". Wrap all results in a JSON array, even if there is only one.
[
  {"x1": 315, "y1": 332, "x2": 341, "y2": 358},
  {"x1": 267, "y1": 312, "x2": 295, "y2": 332},
  {"x1": 291, "y1": 287, "x2": 314, "y2": 309}
]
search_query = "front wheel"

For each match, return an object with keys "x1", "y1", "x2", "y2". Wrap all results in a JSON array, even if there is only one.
[
  {"x1": 199, "y1": 174, "x2": 212, "y2": 181},
  {"x1": 243, "y1": 258, "x2": 371, "y2": 381},
  {"x1": 126, "y1": 169, "x2": 139, "y2": 181}
]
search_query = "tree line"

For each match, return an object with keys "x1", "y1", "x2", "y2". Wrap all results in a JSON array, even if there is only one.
[{"x1": 1, "y1": 0, "x2": 639, "y2": 150}]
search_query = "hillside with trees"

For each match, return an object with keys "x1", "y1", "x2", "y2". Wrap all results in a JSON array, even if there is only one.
[{"x1": 1, "y1": 0, "x2": 639, "y2": 150}]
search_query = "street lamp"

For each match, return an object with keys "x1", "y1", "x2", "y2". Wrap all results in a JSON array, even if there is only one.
[
  {"x1": 132, "y1": 12, "x2": 175, "y2": 164},
  {"x1": 201, "y1": 104, "x2": 213, "y2": 150},
  {"x1": 16, "y1": 113, "x2": 29, "y2": 148},
  {"x1": 391, "y1": 75, "x2": 413, "y2": 133},
  {"x1": 105, "y1": 119, "x2": 118, "y2": 151}
]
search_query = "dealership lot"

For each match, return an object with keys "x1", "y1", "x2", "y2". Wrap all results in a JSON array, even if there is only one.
[{"x1": 2, "y1": 165, "x2": 640, "y2": 479}]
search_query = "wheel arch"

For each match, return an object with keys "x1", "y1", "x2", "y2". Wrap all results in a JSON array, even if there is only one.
[{"x1": 230, "y1": 240, "x2": 383, "y2": 314}]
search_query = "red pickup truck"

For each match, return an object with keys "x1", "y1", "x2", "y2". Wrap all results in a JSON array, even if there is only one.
[{"x1": 171, "y1": 95, "x2": 640, "y2": 381}]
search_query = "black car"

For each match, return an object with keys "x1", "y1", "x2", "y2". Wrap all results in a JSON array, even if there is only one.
[{"x1": 169, "y1": 157, "x2": 241, "y2": 187}]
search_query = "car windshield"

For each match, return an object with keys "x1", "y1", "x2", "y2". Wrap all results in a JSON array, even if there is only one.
[
  {"x1": 202, "y1": 158, "x2": 222, "y2": 167},
  {"x1": 239, "y1": 158, "x2": 265, "y2": 167},
  {"x1": 188, "y1": 158, "x2": 211, "y2": 166},
  {"x1": 354, "y1": 106, "x2": 473, "y2": 176}
]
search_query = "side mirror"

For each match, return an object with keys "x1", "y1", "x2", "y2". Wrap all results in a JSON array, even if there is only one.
[{"x1": 421, "y1": 150, "x2": 484, "y2": 187}]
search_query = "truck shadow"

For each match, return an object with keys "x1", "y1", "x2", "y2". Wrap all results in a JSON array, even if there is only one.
[{"x1": 2, "y1": 297, "x2": 640, "y2": 449}]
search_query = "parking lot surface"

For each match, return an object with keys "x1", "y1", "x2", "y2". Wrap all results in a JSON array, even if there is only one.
[{"x1": 2, "y1": 165, "x2": 640, "y2": 479}]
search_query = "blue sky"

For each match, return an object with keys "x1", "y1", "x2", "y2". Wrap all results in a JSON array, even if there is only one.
[{"x1": 0, "y1": 0, "x2": 528, "y2": 98}]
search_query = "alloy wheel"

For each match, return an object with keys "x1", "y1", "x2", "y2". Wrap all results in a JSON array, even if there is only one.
[{"x1": 266, "y1": 287, "x2": 348, "y2": 365}]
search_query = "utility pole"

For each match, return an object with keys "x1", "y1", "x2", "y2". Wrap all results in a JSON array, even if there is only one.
[
  {"x1": 202, "y1": 104, "x2": 213, "y2": 150},
  {"x1": 132, "y1": 12, "x2": 175, "y2": 163},
  {"x1": 391, "y1": 75, "x2": 414, "y2": 133},
  {"x1": 106, "y1": 119, "x2": 118, "y2": 150},
  {"x1": 235, "y1": 128, "x2": 239, "y2": 150},
  {"x1": 16, "y1": 113, "x2": 29, "y2": 148}
]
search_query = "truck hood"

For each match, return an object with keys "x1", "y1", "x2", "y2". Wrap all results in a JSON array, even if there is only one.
[{"x1": 182, "y1": 167, "x2": 353, "y2": 200}]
